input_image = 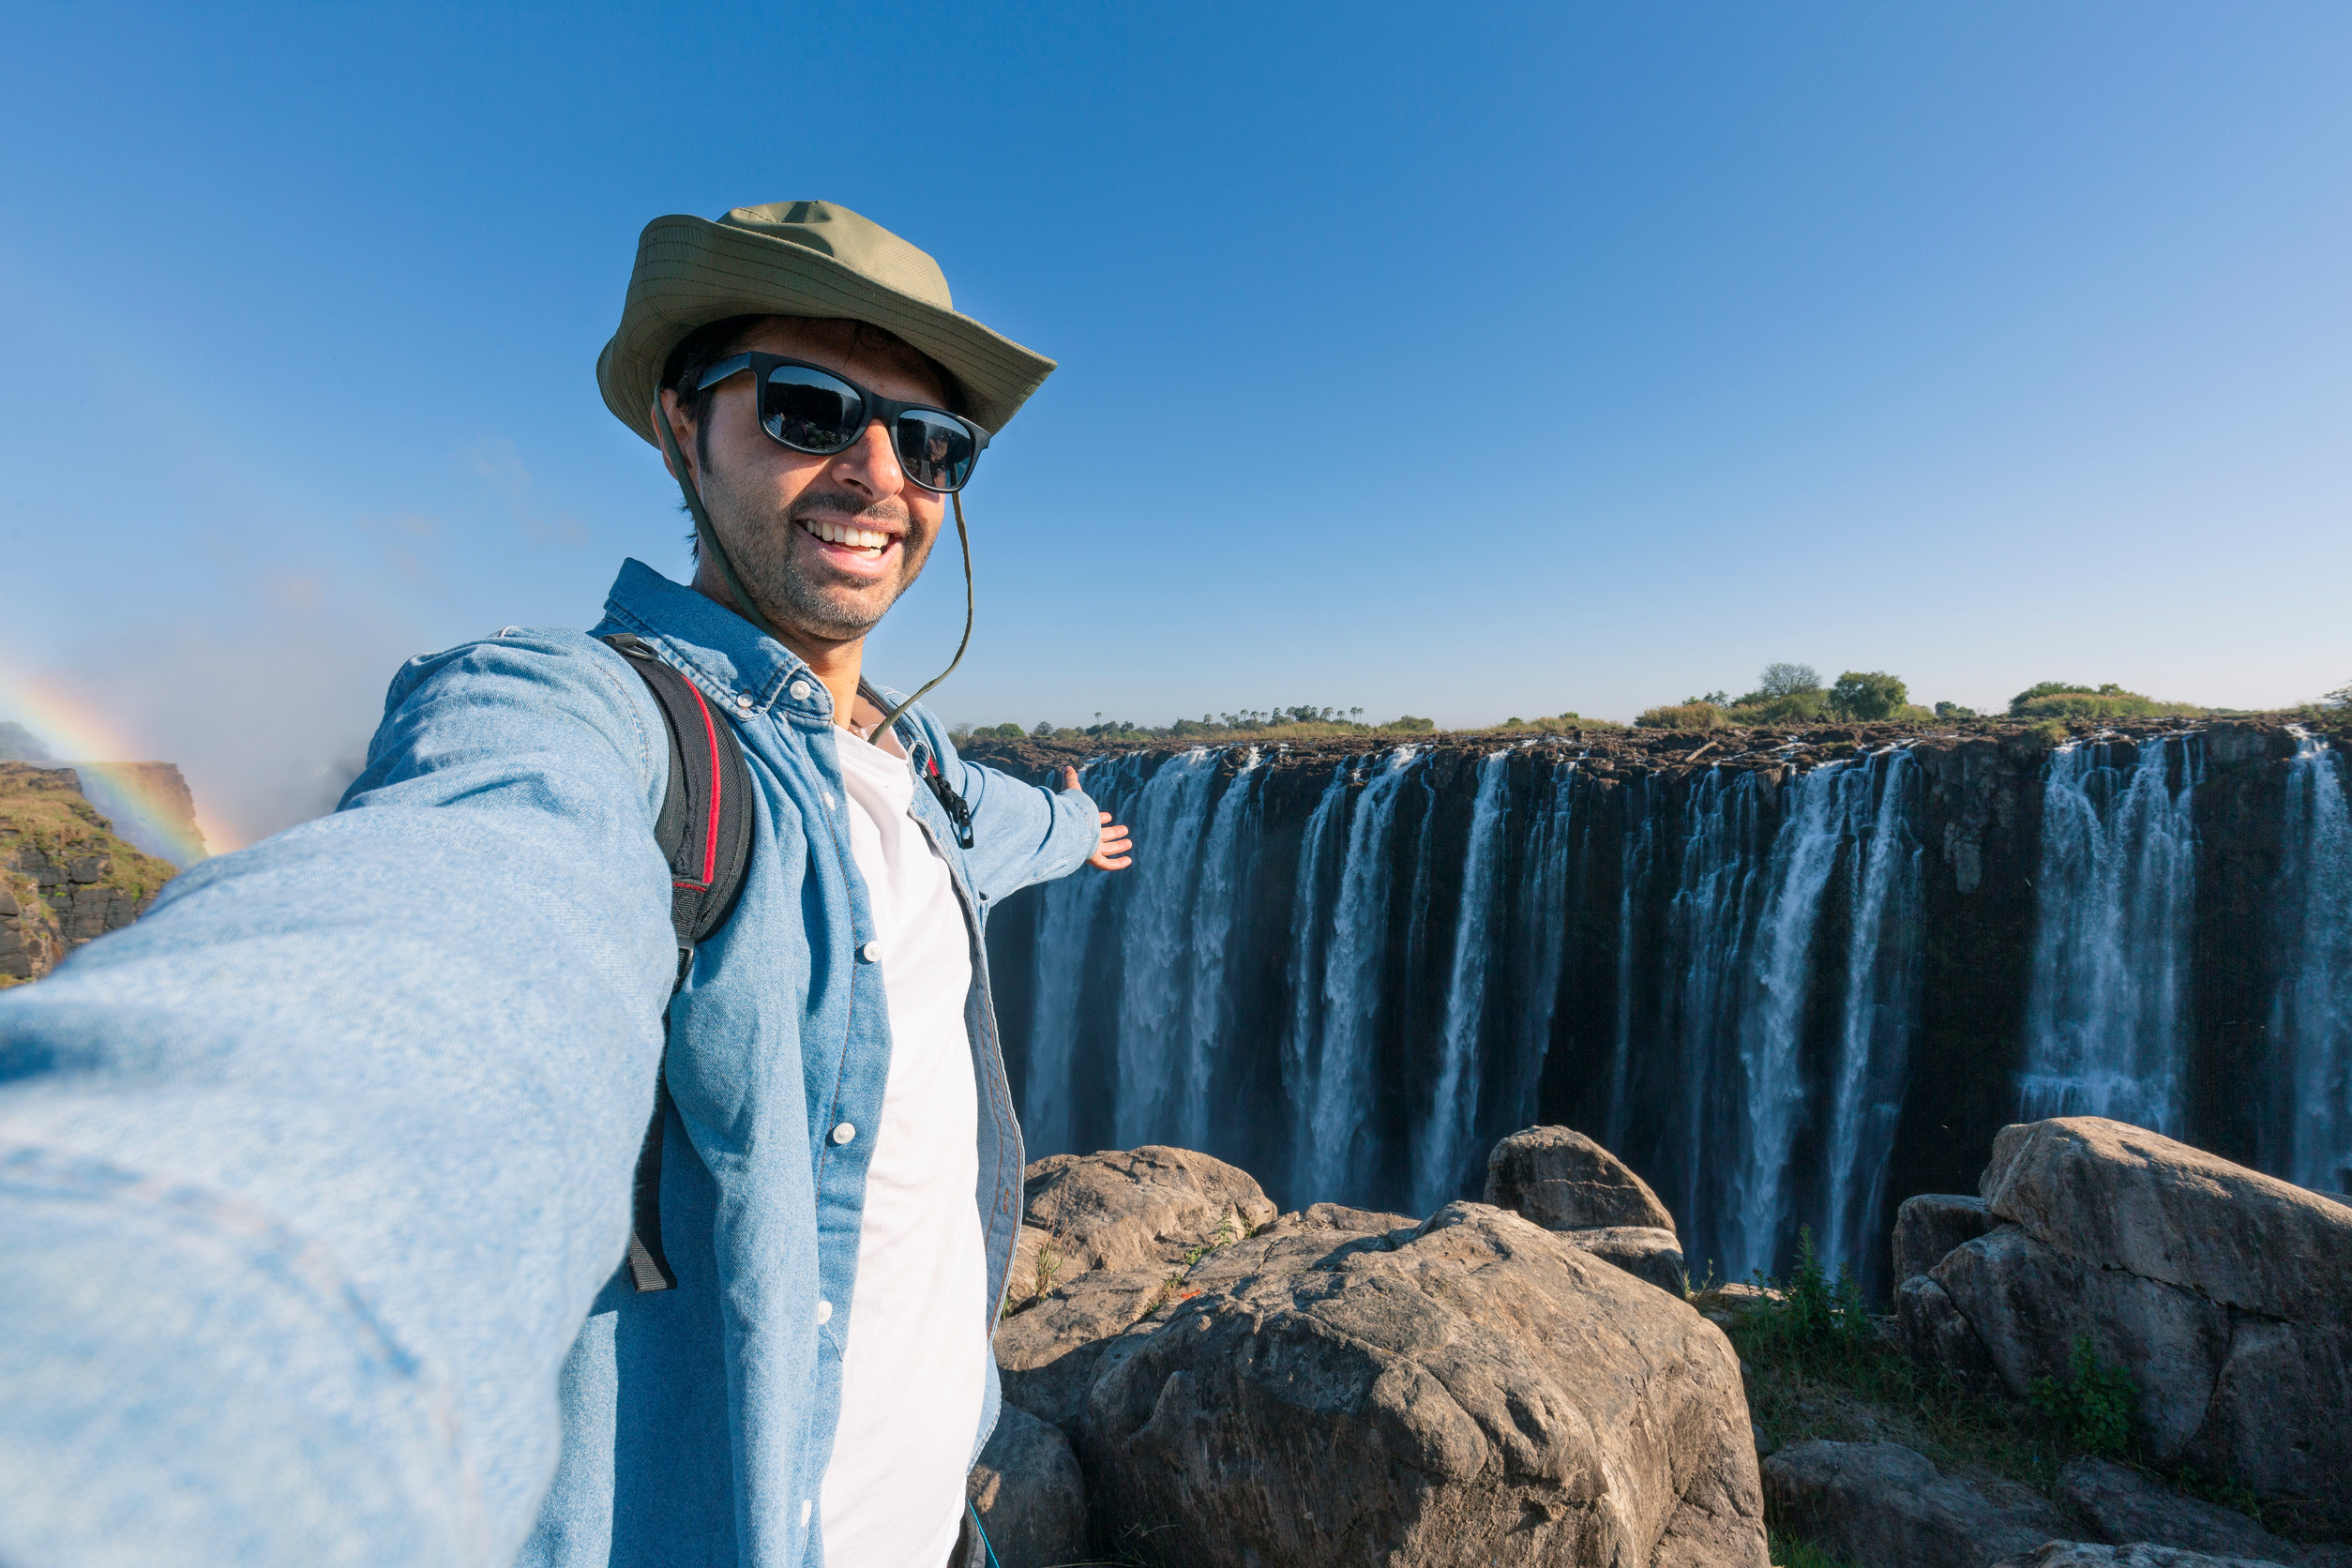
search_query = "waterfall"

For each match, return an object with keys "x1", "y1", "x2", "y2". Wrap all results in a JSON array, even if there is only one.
[
  {"x1": 1174, "y1": 748, "x2": 1261, "y2": 1151},
  {"x1": 1820, "y1": 750, "x2": 1926, "y2": 1280},
  {"x1": 1725, "y1": 761, "x2": 1855, "y2": 1276},
  {"x1": 1500, "y1": 758, "x2": 1576, "y2": 1135},
  {"x1": 1658, "y1": 767, "x2": 1770, "y2": 1270},
  {"x1": 2271, "y1": 729, "x2": 2352, "y2": 1194},
  {"x1": 1294, "y1": 748, "x2": 1420, "y2": 1203},
  {"x1": 1018, "y1": 752, "x2": 1138, "y2": 1154},
  {"x1": 2020, "y1": 736, "x2": 2201, "y2": 1134},
  {"x1": 1605, "y1": 776, "x2": 1663, "y2": 1151},
  {"x1": 1110, "y1": 750, "x2": 1222, "y2": 1147},
  {"x1": 1411, "y1": 751, "x2": 1511, "y2": 1214}
]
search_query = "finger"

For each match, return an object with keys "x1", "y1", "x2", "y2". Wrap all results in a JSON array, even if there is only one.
[
  {"x1": 1091, "y1": 851, "x2": 1134, "y2": 871},
  {"x1": 1098, "y1": 810, "x2": 1113, "y2": 825},
  {"x1": 1100, "y1": 824, "x2": 1134, "y2": 849},
  {"x1": 1061, "y1": 765, "x2": 1081, "y2": 791}
]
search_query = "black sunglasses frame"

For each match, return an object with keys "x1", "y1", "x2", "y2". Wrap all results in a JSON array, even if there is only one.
[{"x1": 692, "y1": 352, "x2": 993, "y2": 493}]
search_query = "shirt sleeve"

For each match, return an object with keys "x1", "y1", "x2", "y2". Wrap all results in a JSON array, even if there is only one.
[
  {"x1": 930, "y1": 734, "x2": 1102, "y2": 904},
  {"x1": 0, "y1": 629, "x2": 679, "y2": 1567}
]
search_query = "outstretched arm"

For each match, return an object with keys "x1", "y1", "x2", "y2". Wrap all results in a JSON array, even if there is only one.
[
  {"x1": 0, "y1": 630, "x2": 676, "y2": 1567},
  {"x1": 1061, "y1": 763, "x2": 1133, "y2": 869}
]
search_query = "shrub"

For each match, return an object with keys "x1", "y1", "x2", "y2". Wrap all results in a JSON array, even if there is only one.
[
  {"x1": 1380, "y1": 716, "x2": 1436, "y2": 732},
  {"x1": 2029, "y1": 1335, "x2": 2138, "y2": 1457},
  {"x1": 1730, "y1": 689, "x2": 1831, "y2": 725},
  {"x1": 2013, "y1": 691, "x2": 2202, "y2": 721},
  {"x1": 2329, "y1": 682, "x2": 2351, "y2": 711},
  {"x1": 1828, "y1": 671, "x2": 1908, "y2": 721},
  {"x1": 1636, "y1": 701, "x2": 1726, "y2": 731},
  {"x1": 2010, "y1": 681, "x2": 2103, "y2": 715},
  {"x1": 2025, "y1": 718, "x2": 2072, "y2": 750},
  {"x1": 1935, "y1": 701, "x2": 1979, "y2": 719}
]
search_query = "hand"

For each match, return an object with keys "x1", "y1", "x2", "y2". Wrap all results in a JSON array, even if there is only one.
[{"x1": 1063, "y1": 765, "x2": 1134, "y2": 871}]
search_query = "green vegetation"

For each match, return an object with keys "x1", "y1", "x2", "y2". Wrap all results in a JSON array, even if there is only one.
[
  {"x1": 2029, "y1": 1335, "x2": 2137, "y2": 1458},
  {"x1": 2007, "y1": 681, "x2": 2204, "y2": 720},
  {"x1": 1716, "y1": 1229, "x2": 2300, "y2": 1558},
  {"x1": 1770, "y1": 1530, "x2": 1853, "y2": 1568},
  {"x1": 1636, "y1": 701, "x2": 1728, "y2": 731},
  {"x1": 1827, "y1": 671, "x2": 1908, "y2": 721}
]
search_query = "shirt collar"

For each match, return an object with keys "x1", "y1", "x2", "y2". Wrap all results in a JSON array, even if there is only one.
[{"x1": 597, "y1": 557, "x2": 826, "y2": 721}]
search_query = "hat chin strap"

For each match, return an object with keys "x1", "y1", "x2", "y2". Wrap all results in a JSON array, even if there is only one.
[{"x1": 654, "y1": 399, "x2": 974, "y2": 742}]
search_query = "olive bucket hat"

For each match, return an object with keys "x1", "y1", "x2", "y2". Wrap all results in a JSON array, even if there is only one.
[
  {"x1": 596, "y1": 199, "x2": 1056, "y2": 446},
  {"x1": 597, "y1": 201, "x2": 1056, "y2": 734}
]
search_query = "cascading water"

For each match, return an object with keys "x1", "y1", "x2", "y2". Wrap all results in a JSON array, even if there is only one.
[
  {"x1": 1819, "y1": 751, "x2": 1925, "y2": 1278},
  {"x1": 994, "y1": 718, "x2": 2330, "y2": 1295},
  {"x1": 1174, "y1": 748, "x2": 1261, "y2": 1152},
  {"x1": 2019, "y1": 736, "x2": 2201, "y2": 1134},
  {"x1": 1410, "y1": 750, "x2": 1510, "y2": 1215},
  {"x1": 1109, "y1": 750, "x2": 1221, "y2": 1147},
  {"x1": 2270, "y1": 729, "x2": 2352, "y2": 1194},
  {"x1": 1295, "y1": 748, "x2": 1420, "y2": 1204}
]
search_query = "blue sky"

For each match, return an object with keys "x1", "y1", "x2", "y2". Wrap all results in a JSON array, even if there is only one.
[{"x1": 3, "y1": 2, "x2": 2347, "y2": 844}]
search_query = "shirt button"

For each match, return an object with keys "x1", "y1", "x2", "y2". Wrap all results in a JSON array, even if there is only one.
[
  {"x1": 789, "y1": 680, "x2": 812, "y2": 701},
  {"x1": 860, "y1": 940, "x2": 882, "y2": 963},
  {"x1": 831, "y1": 1123, "x2": 856, "y2": 1145},
  {"x1": 816, "y1": 1299, "x2": 833, "y2": 1324},
  {"x1": 733, "y1": 692, "x2": 753, "y2": 711}
]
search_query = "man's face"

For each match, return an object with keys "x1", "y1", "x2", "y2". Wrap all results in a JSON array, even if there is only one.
[{"x1": 665, "y1": 317, "x2": 950, "y2": 646}]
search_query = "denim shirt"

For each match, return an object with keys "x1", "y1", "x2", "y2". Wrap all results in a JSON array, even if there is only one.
[{"x1": 0, "y1": 559, "x2": 1101, "y2": 1568}]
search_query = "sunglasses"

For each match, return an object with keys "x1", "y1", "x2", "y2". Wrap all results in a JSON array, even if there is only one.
[{"x1": 692, "y1": 352, "x2": 992, "y2": 493}]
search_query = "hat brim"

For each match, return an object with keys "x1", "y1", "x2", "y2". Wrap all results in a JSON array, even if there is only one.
[{"x1": 596, "y1": 213, "x2": 1056, "y2": 446}]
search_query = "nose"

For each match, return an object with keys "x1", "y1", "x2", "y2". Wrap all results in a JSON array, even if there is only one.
[{"x1": 824, "y1": 418, "x2": 906, "y2": 499}]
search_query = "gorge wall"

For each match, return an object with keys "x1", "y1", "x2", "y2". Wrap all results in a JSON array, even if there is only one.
[{"x1": 972, "y1": 719, "x2": 2352, "y2": 1300}]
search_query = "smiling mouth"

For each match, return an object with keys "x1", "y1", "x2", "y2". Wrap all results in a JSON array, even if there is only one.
[{"x1": 798, "y1": 516, "x2": 895, "y2": 559}]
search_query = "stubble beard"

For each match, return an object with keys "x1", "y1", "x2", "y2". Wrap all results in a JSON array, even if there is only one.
[{"x1": 701, "y1": 460, "x2": 931, "y2": 642}]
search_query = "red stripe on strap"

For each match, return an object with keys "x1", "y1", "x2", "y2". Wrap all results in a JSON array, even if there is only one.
[{"x1": 684, "y1": 680, "x2": 723, "y2": 887}]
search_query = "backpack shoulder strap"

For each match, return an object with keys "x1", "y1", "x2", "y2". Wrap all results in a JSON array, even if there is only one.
[{"x1": 599, "y1": 632, "x2": 756, "y2": 1291}]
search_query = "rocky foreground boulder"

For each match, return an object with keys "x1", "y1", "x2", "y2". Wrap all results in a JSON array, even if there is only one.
[
  {"x1": 1485, "y1": 1124, "x2": 1688, "y2": 1294},
  {"x1": 1762, "y1": 1440, "x2": 2072, "y2": 1568},
  {"x1": 999, "y1": 1147, "x2": 1767, "y2": 1567},
  {"x1": 1896, "y1": 1118, "x2": 2352, "y2": 1535}
]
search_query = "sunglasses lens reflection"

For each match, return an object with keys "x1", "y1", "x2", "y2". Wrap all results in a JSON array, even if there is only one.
[
  {"x1": 761, "y1": 365, "x2": 865, "y2": 453},
  {"x1": 895, "y1": 412, "x2": 975, "y2": 491}
]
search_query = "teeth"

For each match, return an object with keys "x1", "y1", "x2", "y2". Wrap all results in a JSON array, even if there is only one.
[{"x1": 803, "y1": 519, "x2": 889, "y2": 554}]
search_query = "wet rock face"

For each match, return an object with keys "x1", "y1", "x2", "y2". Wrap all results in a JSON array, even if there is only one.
[
  {"x1": 1485, "y1": 1124, "x2": 1678, "y2": 1233},
  {"x1": 1902, "y1": 1118, "x2": 2352, "y2": 1532},
  {"x1": 1762, "y1": 1440, "x2": 2071, "y2": 1568},
  {"x1": 1075, "y1": 1202, "x2": 1766, "y2": 1568}
]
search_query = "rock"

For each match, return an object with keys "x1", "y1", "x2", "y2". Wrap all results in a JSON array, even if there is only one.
[
  {"x1": 1075, "y1": 1201, "x2": 1766, "y2": 1568},
  {"x1": 1930, "y1": 1225, "x2": 2229, "y2": 1460},
  {"x1": 2056, "y1": 1457, "x2": 2300, "y2": 1564},
  {"x1": 1980, "y1": 1119, "x2": 2352, "y2": 1327},
  {"x1": 1557, "y1": 1225, "x2": 1687, "y2": 1295},
  {"x1": 1485, "y1": 1124, "x2": 1678, "y2": 1233},
  {"x1": 1762, "y1": 1440, "x2": 2073, "y2": 1568},
  {"x1": 1988, "y1": 1546, "x2": 2295, "y2": 1568},
  {"x1": 1897, "y1": 1274, "x2": 1998, "y2": 1382},
  {"x1": 1896, "y1": 1193, "x2": 2000, "y2": 1281},
  {"x1": 967, "y1": 1403, "x2": 1088, "y2": 1568},
  {"x1": 998, "y1": 1268, "x2": 1168, "y2": 1430},
  {"x1": 1012, "y1": 1146, "x2": 1277, "y2": 1296},
  {"x1": 1922, "y1": 1119, "x2": 2352, "y2": 1525}
]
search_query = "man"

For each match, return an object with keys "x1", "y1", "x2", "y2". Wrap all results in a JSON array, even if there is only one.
[{"x1": 0, "y1": 201, "x2": 1129, "y2": 1568}]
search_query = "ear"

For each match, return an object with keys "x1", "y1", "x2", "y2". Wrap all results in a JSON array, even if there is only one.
[{"x1": 656, "y1": 388, "x2": 696, "y2": 484}]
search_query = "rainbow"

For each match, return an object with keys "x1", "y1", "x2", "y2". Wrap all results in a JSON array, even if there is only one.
[{"x1": 0, "y1": 673, "x2": 216, "y2": 867}]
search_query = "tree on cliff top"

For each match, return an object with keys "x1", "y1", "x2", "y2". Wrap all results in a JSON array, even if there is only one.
[
  {"x1": 1828, "y1": 671, "x2": 1908, "y2": 721},
  {"x1": 1754, "y1": 662, "x2": 1823, "y2": 701}
]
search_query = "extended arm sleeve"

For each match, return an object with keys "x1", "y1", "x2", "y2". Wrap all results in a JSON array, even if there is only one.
[
  {"x1": 942, "y1": 744, "x2": 1104, "y2": 904},
  {"x1": 0, "y1": 630, "x2": 678, "y2": 1568}
]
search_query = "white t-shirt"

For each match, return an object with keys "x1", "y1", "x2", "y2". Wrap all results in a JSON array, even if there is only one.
[{"x1": 819, "y1": 731, "x2": 988, "y2": 1567}]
